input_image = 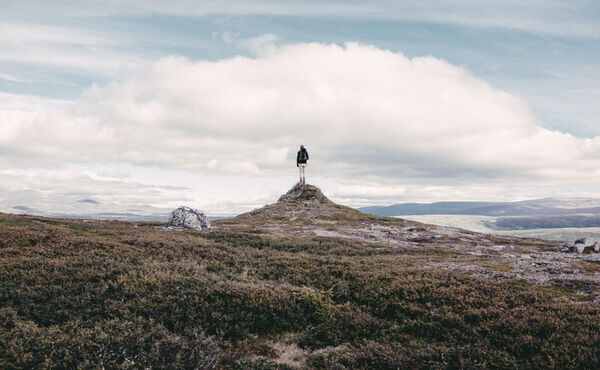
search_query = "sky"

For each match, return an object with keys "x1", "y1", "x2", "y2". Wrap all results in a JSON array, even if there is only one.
[{"x1": 1, "y1": 0, "x2": 600, "y2": 216}]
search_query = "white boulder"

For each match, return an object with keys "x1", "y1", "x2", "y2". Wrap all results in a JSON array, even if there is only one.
[{"x1": 167, "y1": 206, "x2": 210, "y2": 230}]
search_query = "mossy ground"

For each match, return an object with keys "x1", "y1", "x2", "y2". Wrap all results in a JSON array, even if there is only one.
[{"x1": 1, "y1": 212, "x2": 600, "y2": 368}]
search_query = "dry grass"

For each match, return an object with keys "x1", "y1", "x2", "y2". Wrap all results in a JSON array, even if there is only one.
[
  {"x1": 475, "y1": 261, "x2": 515, "y2": 272},
  {"x1": 1, "y1": 211, "x2": 600, "y2": 368},
  {"x1": 271, "y1": 340, "x2": 308, "y2": 368},
  {"x1": 574, "y1": 260, "x2": 600, "y2": 275}
]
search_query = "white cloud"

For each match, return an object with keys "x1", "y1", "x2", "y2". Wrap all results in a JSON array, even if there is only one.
[
  {"x1": 0, "y1": 22, "x2": 146, "y2": 76},
  {"x1": 375, "y1": 0, "x2": 600, "y2": 39},
  {"x1": 4, "y1": 1, "x2": 597, "y2": 43},
  {"x1": 0, "y1": 73, "x2": 33, "y2": 83},
  {"x1": 0, "y1": 92, "x2": 72, "y2": 110},
  {"x1": 240, "y1": 33, "x2": 282, "y2": 55},
  {"x1": 0, "y1": 166, "x2": 296, "y2": 216},
  {"x1": 9, "y1": 0, "x2": 594, "y2": 38},
  {"x1": 0, "y1": 22, "x2": 110, "y2": 45},
  {"x1": 2, "y1": 41, "x2": 600, "y2": 212},
  {"x1": 0, "y1": 169, "x2": 184, "y2": 215}
]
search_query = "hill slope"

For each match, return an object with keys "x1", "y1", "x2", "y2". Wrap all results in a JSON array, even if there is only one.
[{"x1": 1, "y1": 184, "x2": 600, "y2": 368}]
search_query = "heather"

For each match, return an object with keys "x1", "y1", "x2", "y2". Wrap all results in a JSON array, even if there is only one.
[{"x1": 1, "y1": 212, "x2": 600, "y2": 369}]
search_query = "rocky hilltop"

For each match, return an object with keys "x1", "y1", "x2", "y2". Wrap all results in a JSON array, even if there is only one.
[
  {"x1": 216, "y1": 183, "x2": 600, "y2": 294},
  {"x1": 231, "y1": 183, "x2": 366, "y2": 222}
]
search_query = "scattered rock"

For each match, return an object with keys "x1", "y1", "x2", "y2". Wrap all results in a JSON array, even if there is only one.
[
  {"x1": 559, "y1": 241, "x2": 573, "y2": 252},
  {"x1": 221, "y1": 183, "x2": 600, "y2": 288},
  {"x1": 277, "y1": 183, "x2": 329, "y2": 204},
  {"x1": 573, "y1": 242, "x2": 586, "y2": 254},
  {"x1": 166, "y1": 206, "x2": 210, "y2": 230},
  {"x1": 235, "y1": 183, "x2": 365, "y2": 221},
  {"x1": 560, "y1": 238, "x2": 599, "y2": 254},
  {"x1": 578, "y1": 238, "x2": 597, "y2": 248}
]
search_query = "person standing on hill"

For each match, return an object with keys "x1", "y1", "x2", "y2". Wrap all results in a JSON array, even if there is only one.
[{"x1": 296, "y1": 145, "x2": 309, "y2": 184}]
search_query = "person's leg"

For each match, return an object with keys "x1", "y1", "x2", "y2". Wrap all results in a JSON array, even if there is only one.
[
  {"x1": 298, "y1": 165, "x2": 303, "y2": 183},
  {"x1": 300, "y1": 164, "x2": 306, "y2": 183},
  {"x1": 303, "y1": 164, "x2": 306, "y2": 183}
]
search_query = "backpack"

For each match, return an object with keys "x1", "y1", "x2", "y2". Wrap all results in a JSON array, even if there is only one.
[{"x1": 299, "y1": 149, "x2": 308, "y2": 161}]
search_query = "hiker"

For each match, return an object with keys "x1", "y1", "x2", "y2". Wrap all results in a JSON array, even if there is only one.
[{"x1": 296, "y1": 145, "x2": 309, "y2": 184}]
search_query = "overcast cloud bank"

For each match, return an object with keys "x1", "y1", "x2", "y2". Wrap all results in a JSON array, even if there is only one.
[{"x1": 2, "y1": 41, "x2": 600, "y2": 214}]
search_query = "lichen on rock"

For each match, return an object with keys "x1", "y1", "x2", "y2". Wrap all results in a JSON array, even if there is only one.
[
  {"x1": 166, "y1": 206, "x2": 210, "y2": 230},
  {"x1": 277, "y1": 183, "x2": 330, "y2": 204}
]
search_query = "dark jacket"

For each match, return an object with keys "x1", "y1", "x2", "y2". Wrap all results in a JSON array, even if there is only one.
[{"x1": 297, "y1": 148, "x2": 309, "y2": 165}]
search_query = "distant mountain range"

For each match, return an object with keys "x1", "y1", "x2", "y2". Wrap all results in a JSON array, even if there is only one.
[
  {"x1": 7, "y1": 206, "x2": 231, "y2": 222},
  {"x1": 10, "y1": 205, "x2": 171, "y2": 222},
  {"x1": 7, "y1": 196, "x2": 600, "y2": 230},
  {"x1": 358, "y1": 198, "x2": 600, "y2": 231},
  {"x1": 358, "y1": 198, "x2": 600, "y2": 217}
]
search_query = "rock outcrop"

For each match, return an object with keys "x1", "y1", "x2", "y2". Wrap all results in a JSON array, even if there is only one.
[
  {"x1": 231, "y1": 183, "x2": 370, "y2": 223},
  {"x1": 560, "y1": 238, "x2": 598, "y2": 253},
  {"x1": 167, "y1": 206, "x2": 210, "y2": 230},
  {"x1": 277, "y1": 183, "x2": 330, "y2": 204}
]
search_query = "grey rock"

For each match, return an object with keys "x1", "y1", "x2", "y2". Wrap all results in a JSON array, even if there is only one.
[
  {"x1": 559, "y1": 241, "x2": 573, "y2": 252},
  {"x1": 572, "y1": 243, "x2": 585, "y2": 254},
  {"x1": 561, "y1": 239, "x2": 598, "y2": 253},
  {"x1": 167, "y1": 206, "x2": 210, "y2": 230},
  {"x1": 277, "y1": 183, "x2": 328, "y2": 204},
  {"x1": 576, "y1": 238, "x2": 597, "y2": 247}
]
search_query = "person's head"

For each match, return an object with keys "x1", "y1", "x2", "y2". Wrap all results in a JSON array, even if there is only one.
[{"x1": 300, "y1": 145, "x2": 304, "y2": 149}]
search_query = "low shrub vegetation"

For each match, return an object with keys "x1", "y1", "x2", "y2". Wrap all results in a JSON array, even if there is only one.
[{"x1": 1, "y1": 212, "x2": 599, "y2": 368}]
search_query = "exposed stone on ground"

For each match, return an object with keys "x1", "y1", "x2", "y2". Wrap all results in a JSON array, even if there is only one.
[
  {"x1": 166, "y1": 206, "x2": 210, "y2": 230},
  {"x1": 214, "y1": 183, "x2": 600, "y2": 298},
  {"x1": 277, "y1": 183, "x2": 330, "y2": 204},
  {"x1": 581, "y1": 238, "x2": 597, "y2": 247},
  {"x1": 560, "y1": 238, "x2": 598, "y2": 254},
  {"x1": 233, "y1": 183, "x2": 366, "y2": 221}
]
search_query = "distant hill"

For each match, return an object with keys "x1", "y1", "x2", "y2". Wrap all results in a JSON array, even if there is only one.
[
  {"x1": 487, "y1": 215, "x2": 600, "y2": 230},
  {"x1": 359, "y1": 198, "x2": 600, "y2": 217},
  {"x1": 6, "y1": 206, "x2": 235, "y2": 222}
]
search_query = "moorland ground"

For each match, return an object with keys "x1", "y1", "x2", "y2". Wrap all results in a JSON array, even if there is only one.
[{"x1": 1, "y1": 185, "x2": 600, "y2": 368}]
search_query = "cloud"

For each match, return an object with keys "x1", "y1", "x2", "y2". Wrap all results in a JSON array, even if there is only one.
[
  {"x1": 0, "y1": 22, "x2": 146, "y2": 77},
  {"x1": 0, "y1": 169, "x2": 185, "y2": 216},
  {"x1": 0, "y1": 167, "x2": 291, "y2": 216},
  {"x1": 7, "y1": 1, "x2": 596, "y2": 38},
  {"x1": 0, "y1": 92, "x2": 72, "y2": 110},
  {"x1": 0, "y1": 73, "x2": 33, "y2": 83},
  {"x1": 5, "y1": 0, "x2": 600, "y2": 43},
  {"x1": 2, "y1": 41, "x2": 600, "y2": 212},
  {"x1": 240, "y1": 33, "x2": 282, "y2": 55},
  {"x1": 113, "y1": 1, "x2": 600, "y2": 38}
]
